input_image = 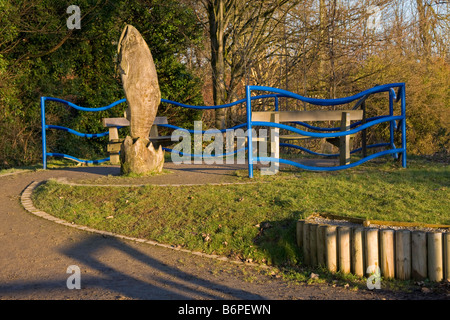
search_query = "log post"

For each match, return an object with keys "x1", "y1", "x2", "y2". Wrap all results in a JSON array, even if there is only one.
[
  {"x1": 351, "y1": 227, "x2": 364, "y2": 277},
  {"x1": 296, "y1": 220, "x2": 305, "y2": 248},
  {"x1": 395, "y1": 230, "x2": 412, "y2": 280},
  {"x1": 317, "y1": 225, "x2": 327, "y2": 267},
  {"x1": 444, "y1": 233, "x2": 450, "y2": 281},
  {"x1": 325, "y1": 225, "x2": 338, "y2": 272},
  {"x1": 338, "y1": 226, "x2": 351, "y2": 274},
  {"x1": 309, "y1": 224, "x2": 318, "y2": 266},
  {"x1": 365, "y1": 228, "x2": 379, "y2": 276},
  {"x1": 380, "y1": 229, "x2": 395, "y2": 279},
  {"x1": 411, "y1": 231, "x2": 427, "y2": 280},
  {"x1": 427, "y1": 232, "x2": 443, "y2": 282},
  {"x1": 303, "y1": 222, "x2": 311, "y2": 266}
]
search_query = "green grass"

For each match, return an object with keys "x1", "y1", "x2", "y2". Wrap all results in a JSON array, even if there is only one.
[
  {"x1": 31, "y1": 156, "x2": 449, "y2": 288},
  {"x1": 0, "y1": 159, "x2": 81, "y2": 175}
]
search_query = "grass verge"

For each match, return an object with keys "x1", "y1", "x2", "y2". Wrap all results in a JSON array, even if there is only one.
[{"x1": 31, "y1": 155, "x2": 449, "y2": 290}]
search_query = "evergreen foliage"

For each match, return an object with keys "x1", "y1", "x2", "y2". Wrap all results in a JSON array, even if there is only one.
[{"x1": 0, "y1": 0, "x2": 203, "y2": 167}]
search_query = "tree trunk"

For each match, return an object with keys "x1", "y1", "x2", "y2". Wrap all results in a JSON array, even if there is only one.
[
  {"x1": 416, "y1": 0, "x2": 432, "y2": 58},
  {"x1": 208, "y1": 0, "x2": 227, "y2": 129},
  {"x1": 318, "y1": 0, "x2": 328, "y2": 97}
]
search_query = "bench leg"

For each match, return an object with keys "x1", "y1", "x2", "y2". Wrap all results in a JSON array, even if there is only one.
[
  {"x1": 340, "y1": 112, "x2": 350, "y2": 166},
  {"x1": 109, "y1": 127, "x2": 120, "y2": 165},
  {"x1": 271, "y1": 113, "x2": 280, "y2": 173},
  {"x1": 262, "y1": 113, "x2": 279, "y2": 175}
]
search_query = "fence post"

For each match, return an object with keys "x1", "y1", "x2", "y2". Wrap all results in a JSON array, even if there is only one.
[
  {"x1": 400, "y1": 84, "x2": 407, "y2": 168},
  {"x1": 388, "y1": 89, "x2": 396, "y2": 159},
  {"x1": 40, "y1": 97, "x2": 47, "y2": 170},
  {"x1": 361, "y1": 101, "x2": 367, "y2": 158},
  {"x1": 246, "y1": 86, "x2": 253, "y2": 178}
]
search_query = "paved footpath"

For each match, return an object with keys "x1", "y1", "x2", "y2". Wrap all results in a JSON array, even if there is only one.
[{"x1": 0, "y1": 163, "x2": 446, "y2": 301}]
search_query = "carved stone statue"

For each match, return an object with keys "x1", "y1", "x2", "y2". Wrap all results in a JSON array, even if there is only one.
[{"x1": 117, "y1": 24, "x2": 164, "y2": 175}]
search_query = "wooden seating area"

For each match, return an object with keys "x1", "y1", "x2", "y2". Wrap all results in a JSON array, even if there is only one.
[
  {"x1": 104, "y1": 109, "x2": 363, "y2": 166},
  {"x1": 251, "y1": 110, "x2": 364, "y2": 166},
  {"x1": 102, "y1": 116, "x2": 172, "y2": 165}
]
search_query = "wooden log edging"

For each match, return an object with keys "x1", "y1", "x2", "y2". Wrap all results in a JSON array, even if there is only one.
[
  {"x1": 325, "y1": 225, "x2": 338, "y2": 272},
  {"x1": 351, "y1": 227, "x2": 364, "y2": 276},
  {"x1": 380, "y1": 229, "x2": 395, "y2": 279},
  {"x1": 296, "y1": 218, "x2": 450, "y2": 282},
  {"x1": 411, "y1": 231, "x2": 427, "y2": 280},
  {"x1": 338, "y1": 226, "x2": 351, "y2": 274}
]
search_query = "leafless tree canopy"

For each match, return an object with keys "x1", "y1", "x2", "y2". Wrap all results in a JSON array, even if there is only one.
[{"x1": 180, "y1": 0, "x2": 448, "y2": 154}]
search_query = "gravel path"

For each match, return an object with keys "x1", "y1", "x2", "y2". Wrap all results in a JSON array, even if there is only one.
[{"x1": 0, "y1": 163, "x2": 448, "y2": 301}]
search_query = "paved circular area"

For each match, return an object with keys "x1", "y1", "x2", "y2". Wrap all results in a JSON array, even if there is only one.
[{"x1": 0, "y1": 163, "x2": 448, "y2": 300}]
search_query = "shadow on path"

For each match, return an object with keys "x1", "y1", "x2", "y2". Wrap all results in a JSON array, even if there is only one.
[
  {"x1": 0, "y1": 234, "x2": 265, "y2": 300},
  {"x1": 61, "y1": 235, "x2": 264, "y2": 300}
]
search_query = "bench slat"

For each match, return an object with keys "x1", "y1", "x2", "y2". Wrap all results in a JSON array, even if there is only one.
[
  {"x1": 252, "y1": 110, "x2": 363, "y2": 122},
  {"x1": 279, "y1": 135, "x2": 314, "y2": 140},
  {"x1": 102, "y1": 116, "x2": 168, "y2": 127},
  {"x1": 150, "y1": 136, "x2": 175, "y2": 141},
  {"x1": 103, "y1": 117, "x2": 130, "y2": 127},
  {"x1": 152, "y1": 117, "x2": 168, "y2": 125}
]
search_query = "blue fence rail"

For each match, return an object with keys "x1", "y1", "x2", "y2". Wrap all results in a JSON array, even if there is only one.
[
  {"x1": 40, "y1": 96, "x2": 127, "y2": 169},
  {"x1": 244, "y1": 83, "x2": 406, "y2": 178},
  {"x1": 41, "y1": 83, "x2": 406, "y2": 177},
  {"x1": 40, "y1": 94, "x2": 284, "y2": 168}
]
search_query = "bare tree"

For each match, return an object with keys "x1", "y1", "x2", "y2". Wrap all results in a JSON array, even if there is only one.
[{"x1": 192, "y1": 0, "x2": 299, "y2": 128}]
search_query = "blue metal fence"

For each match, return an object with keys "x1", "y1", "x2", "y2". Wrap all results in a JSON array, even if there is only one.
[
  {"x1": 40, "y1": 97, "x2": 127, "y2": 169},
  {"x1": 244, "y1": 83, "x2": 407, "y2": 178},
  {"x1": 41, "y1": 83, "x2": 406, "y2": 177},
  {"x1": 40, "y1": 94, "x2": 283, "y2": 168}
]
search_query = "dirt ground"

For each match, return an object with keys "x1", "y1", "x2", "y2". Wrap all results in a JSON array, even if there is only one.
[{"x1": 0, "y1": 162, "x2": 448, "y2": 304}]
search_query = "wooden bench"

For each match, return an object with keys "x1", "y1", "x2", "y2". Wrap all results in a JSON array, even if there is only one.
[
  {"x1": 251, "y1": 110, "x2": 363, "y2": 166},
  {"x1": 102, "y1": 116, "x2": 172, "y2": 164}
]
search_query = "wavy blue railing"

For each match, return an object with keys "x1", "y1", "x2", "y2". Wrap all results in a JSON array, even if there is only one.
[
  {"x1": 40, "y1": 94, "x2": 282, "y2": 168},
  {"x1": 244, "y1": 83, "x2": 406, "y2": 178},
  {"x1": 40, "y1": 97, "x2": 127, "y2": 169},
  {"x1": 41, "y1": 83, "x2": 406, "y2": 177}
]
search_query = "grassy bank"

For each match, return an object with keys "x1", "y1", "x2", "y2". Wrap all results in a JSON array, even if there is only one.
[{"x1": 32, "y1": 156, "x2": 449, "y2": 284}]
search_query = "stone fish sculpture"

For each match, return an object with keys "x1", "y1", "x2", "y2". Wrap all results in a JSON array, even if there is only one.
[{"x1": 117, "y1": 24, "x2": 164, "y2": 175}]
